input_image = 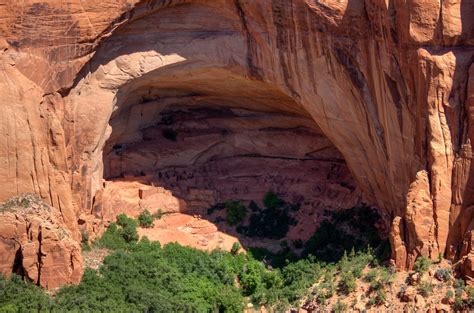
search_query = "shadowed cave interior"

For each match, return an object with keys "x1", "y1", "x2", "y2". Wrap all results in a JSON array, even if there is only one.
[{"x1": 99, "y1": 77, "x2": 385, "y2": 259}]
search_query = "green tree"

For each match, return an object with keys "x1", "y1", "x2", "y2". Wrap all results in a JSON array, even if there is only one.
[
  {"x1": 138, "y1": 209, "x2": 154, "y2": 228},
  {"x1": 263, "y1": 191, "x2": 283, "y2": 210},
  {"x1": 231, "y1": 242, "x2": 241, "y2": 255},
  {"x1": 226, "y1": 201, "x2": 247, "y2": 226}
]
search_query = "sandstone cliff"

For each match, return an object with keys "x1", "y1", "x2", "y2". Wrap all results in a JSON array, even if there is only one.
[
  {"x1": 0, "y1": 194, "x2": 82, "y2": 289},
  {"x1": 0, "y1": 0, "x2": 473, "y2": 288}
]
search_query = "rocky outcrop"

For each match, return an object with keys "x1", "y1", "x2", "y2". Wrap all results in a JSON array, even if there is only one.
[
  {"x1": 0, "y1": 194, "x2": 83, "y2": 289},
  {"x1": 0, "y1": 0, "x2": 473, "y2": 287}
]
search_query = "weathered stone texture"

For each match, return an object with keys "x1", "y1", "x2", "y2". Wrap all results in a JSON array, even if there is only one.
[{"x1": 0, "y1": 0, "x2": 473, "y2": 287}]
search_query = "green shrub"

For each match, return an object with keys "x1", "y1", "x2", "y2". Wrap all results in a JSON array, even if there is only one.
[
  {"x1": 454, "y1": 293, "x2": 464, "y2": 310},
  {"x1": 338, "y1": 271, "x2": 356, "y2": 295},
  {"x1": 332, "y1": 299, "x2": 347, "y2": 313},
  {"x1": 231, "y1": 242, "x2": 241, "y2": 255},
  {"x1": 244, "y1": 193, "x2": 297, "y2": 240},
  {"x1": 138, "y1": 209, "x2": 154, "y2": 228},
  {"x1": 153, "y1": 208, "x2": 164, "y2": 220},
  {"x1": 225, "y1": 201, "x2": 247, "y2": 226},
  {"x1": 121, "y1": 224, "x2": 139, "y2": 243},
  {"x1": 239, "y1": 261, "x2": 265, "y2": 297},
  {"x1": 367, "y1": 289, "x2": 386, "y2": 306},
  {"x1": 417, "y1": 281, "x2": 433, "y2": 297},
  {"x1": 95, "y1": 215, "x2": 139, "y2": 249},
  {"x1": 338, "y1": 250, "x2": 372, "y2": 279},
  {"x1": 376, "y1": 289, "x2": 387, "y2": 304},
  {"x1": 435, "y1": 267, "x2": 452, "y2": 282},
  {"x1": 94, "y1": 222, "x2": 129, "y2": 250},
  {"x1": 454, "y1": 278, "x2": 465, "y2": 291},
  {"x1": 115, "y1": 214, "x2": 139, "y2": 243},
  {"x1": 314, "y1": 289, "x2": 327, "y2": 305},
  {"x1": 466, "y1": 287, "x2": 474, "y2": 306},
  {"x1": 116, "y1": 214, "x2": 135, "y2": 228},
  {"x1": 364, "y1": 269, "x2": 378, "y2": 283},
  {"x1": 263, "y1": 191, "x2": 284, "y2": 210},
  {"x1": 413, "y1": 256, "x2": 432, "y2": 274},
  {"x1": 279, "y1": 259, "x2": 322, "y2": 303},
  {"x1": 445, "y1": 289, "x2": 454, "y2": 300},
  {"x1": 320, "y1": 279, "x2": 335, "y2": 299}
]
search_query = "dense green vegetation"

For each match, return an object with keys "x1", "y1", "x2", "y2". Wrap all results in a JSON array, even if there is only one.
[
  {"x1": 5, "y1": 205, "x2": 473, "y2": 312},
  {"x1": 227, "y1": 192, "x2": 298, "y2": 240},
  {"x1": 0, "y1": 204, "x2": 392, "y2": 312},
  {"x1": 208, "y1": 192, "x2": 298, "y2": 240},
  {"x1": 94, "y1": 214, "x2": 139, "y2": 250},
  {"x1": 0, "y1": 199, "x2": 406, "y2": 312},
  {"x1": 302, "y1": 205, "x2": 390, "y2": 263},
  {"x1": 0, "y1": 233, "x2": 327, "y2": 311},
  {"x1": 0, "y1": 275, "x2": 51, "y2": 312}
]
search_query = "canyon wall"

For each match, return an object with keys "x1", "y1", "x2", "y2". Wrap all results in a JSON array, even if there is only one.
[{"x1": 0, "y1": 0, "x2": 473, "y2": 287}]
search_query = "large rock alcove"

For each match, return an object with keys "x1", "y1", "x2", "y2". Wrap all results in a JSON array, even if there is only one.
[
  {"x1": 0, "y1": 0, "x2": 473, "y2": 288},
  {"x1": 96, "y1": 77, "x2": 363, "y2": 247},
  {"x1": 102, "y1": 82, "x2": 360, "y2": 209}
]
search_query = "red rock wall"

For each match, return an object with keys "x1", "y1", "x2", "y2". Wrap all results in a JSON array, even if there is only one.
[
  {"x1": 0, "y1": 195, "x2": 82, "y2": 289},
  {"x1": 0, "y1": 0, "x2": 473, "y2": 287}
]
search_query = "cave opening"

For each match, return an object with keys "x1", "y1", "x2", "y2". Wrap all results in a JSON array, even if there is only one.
[
  {"x1": 47, "y1": 0, "x2": 395, "y2": 264},
  {"x1": 98, "y1": 76, "x2": 382, "y2": 258}
]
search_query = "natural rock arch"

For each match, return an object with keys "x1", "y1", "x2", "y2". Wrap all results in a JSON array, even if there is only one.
[
  {"x1": 0, "y1": 0, "x2": 473, "y2": 288},
  {"x1": 67, "y1": 0, "x2": 417, "y2": 266}
]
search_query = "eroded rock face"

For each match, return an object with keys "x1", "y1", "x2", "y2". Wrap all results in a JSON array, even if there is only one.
[
  {"x1": 0, "y1": 0, "x2": 473, "y2": 287},
  {"x1": 0, "y1": 195, "x2": 83, "y2": 289}
]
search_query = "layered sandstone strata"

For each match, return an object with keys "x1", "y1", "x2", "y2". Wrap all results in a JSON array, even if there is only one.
[
  {"x1": 103, "y1": 105, "x2": 360, "y2": 213},
  {"x1": 0, "y1": 0, "x2": 473, "y2": 287}
]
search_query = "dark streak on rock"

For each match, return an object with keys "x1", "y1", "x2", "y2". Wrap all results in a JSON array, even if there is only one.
[
  {"x1": 385, "y1": 73, "x2": 404, "y2": 131},
  {"x1": 334, "y1": 47, "x2": 389, "y2": 160},
  {"x1": 234, "y1": 0, "x2": 263, "y2": 80},
  {"x1": 271, "y1": 0, "x2": 300, "y2": 99}
]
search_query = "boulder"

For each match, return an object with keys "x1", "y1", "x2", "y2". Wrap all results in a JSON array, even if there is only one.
[{"x1": 400, "y1": 286, "x2": 417, "y2": 302}]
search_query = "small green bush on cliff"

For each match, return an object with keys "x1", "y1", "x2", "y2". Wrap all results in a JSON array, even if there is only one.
[{"x1": 413, "y1": 256, "x2": 432, "y2": 274}]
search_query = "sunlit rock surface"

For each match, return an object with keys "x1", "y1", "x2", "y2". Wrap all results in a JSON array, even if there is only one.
[{"x1": 0, "y1": 0, "x2": 473, "y2": 287}]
